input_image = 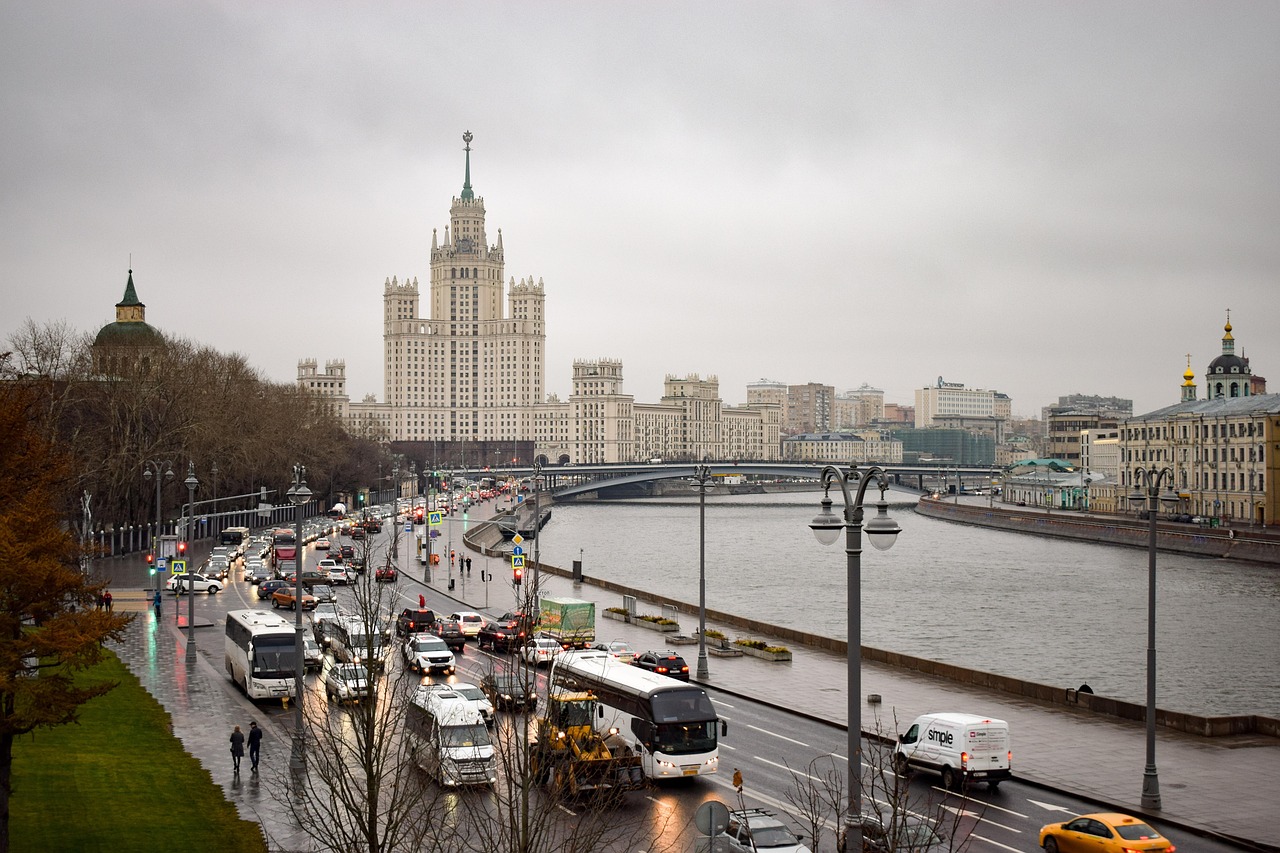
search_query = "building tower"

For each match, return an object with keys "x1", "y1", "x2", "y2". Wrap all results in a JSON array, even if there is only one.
[
  {"x1": 1205, "y1": 311, "x2": 1251, "y2": 400},
  {"x1": 92, "y1": 269, "x2": 164, "y2": 377},
  {"x1": 1180, "y1": 354, "x2": 1197, "y2": 403},
  {"x1": 381, "y1": 131, "x2": 546, "y2": 449}
]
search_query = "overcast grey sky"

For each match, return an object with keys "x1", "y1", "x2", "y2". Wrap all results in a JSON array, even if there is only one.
[{"x1": 3, "y1": 2, "x2": 1276, "y2": 417}]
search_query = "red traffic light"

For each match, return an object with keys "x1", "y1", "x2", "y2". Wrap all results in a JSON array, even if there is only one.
[
  {"x1": 146, "y1": 552, "x2": 154, "y2": 564},
  {"x1": 513, "y1": 566, "x2": 523, "y2": 585},
  {"x1": 177, "y1": 541, "x2": 187, "y2": 555}
]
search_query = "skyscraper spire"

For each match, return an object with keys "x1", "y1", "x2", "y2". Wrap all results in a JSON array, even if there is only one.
[{"x1": 461, "y1": 130, "x2": 474, "y2": 201}]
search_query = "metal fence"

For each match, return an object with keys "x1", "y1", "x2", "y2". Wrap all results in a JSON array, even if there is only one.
[{"x1": 91, "y1": 501, "x2": 321, "y2": 558}]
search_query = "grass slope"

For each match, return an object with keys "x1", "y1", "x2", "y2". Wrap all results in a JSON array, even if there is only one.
[{"x1": 11, "y1": 651, "x2": 267, "y2": 852}]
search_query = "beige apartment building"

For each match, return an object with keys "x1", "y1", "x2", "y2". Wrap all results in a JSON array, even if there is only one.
[{"x1": 782, "y1": 431, "x2": 904, "y2": 464}]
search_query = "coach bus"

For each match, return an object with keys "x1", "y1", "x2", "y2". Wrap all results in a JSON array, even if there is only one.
[
  {"x1": 224, "y1": 609, "x2": 297, "y2": 701},
  {"x1": 551, "y1": 650, "x2": 725, "y2": 780}
]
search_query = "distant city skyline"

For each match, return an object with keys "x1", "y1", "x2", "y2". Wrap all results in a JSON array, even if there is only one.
[{"x1": 3, "y1": 3, "x2": 1276, "y2": 418}]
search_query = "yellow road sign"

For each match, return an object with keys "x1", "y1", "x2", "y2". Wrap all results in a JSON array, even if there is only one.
[
  {"x1": 171, "y1": 560, "x2": 187, "y2": 574},
  {"x1": 428, "y1": 510, "x2": 443, "y2": 527},
  {"x1": 512, "y1": 534, "x2": 524, "y2": 546},
  {"x1": 511, "y1": 555, "x2": 525, "y2": 569}
]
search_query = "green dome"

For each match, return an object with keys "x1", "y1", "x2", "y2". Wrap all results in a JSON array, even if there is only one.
[{"x1": 93, "y1": 320, "x2": 164, "y2": 348}]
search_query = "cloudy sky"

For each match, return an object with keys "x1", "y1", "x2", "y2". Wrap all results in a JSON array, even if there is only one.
[{"x1": 3, "y1": 2, "x2": 1277, "y2": 417}]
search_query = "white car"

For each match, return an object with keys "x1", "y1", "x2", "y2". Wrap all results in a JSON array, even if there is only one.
[
  {"x1": 316, "y1": 537, "x2": 331, "y2": 550},
  {"x1": 449, "y1": 681, "x2": 495, "y2": 726},
  {"x1": 449, "y1": 611, "x2": 486, "y2": 637},
  {"x1": 402, "y1": 635, "x2": 456, "y2": 675},
  {"x1": 167, "y1": 573, "x2": 223, "y2": 595},
  {"x1": 323, "y1": 656, "x2": 371, "y2": 704},
  {"x1": 725, "y1": 809, "x2": 811, "y2": 853},
  {"x1": 522, "y1": 637, "x2": 562, "y2": 667},
  {"x1": 590, "y1": 640, "x2": 636, "y2": 664}
]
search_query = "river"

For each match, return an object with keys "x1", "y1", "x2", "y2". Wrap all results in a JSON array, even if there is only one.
[{"x1": 527, "y1": 489, "x2": 1280, "y2": 717}]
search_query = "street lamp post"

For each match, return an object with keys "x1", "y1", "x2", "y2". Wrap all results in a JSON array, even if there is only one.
[
  {"x1": 287, "y1": 464, "x2": 311, "y2": 773},
  {"x1": 531, "y1": 461, "x2": 543, "y2": 590},
  {"x1": 808, "y1": 464, "x2": 902, "y2": 851},
  {"x1": 183, "y1": 463, "x2": 199, "y2": 664},
  {"x1": 693, "y1": 465, "x2": 712, "y2": 681},
  {"x1": 142, "y1": 459, "x2": 175, "y2": 591},
  {"x1": 1127, "y1": 465, "x2": 1178, "y2": 811}
]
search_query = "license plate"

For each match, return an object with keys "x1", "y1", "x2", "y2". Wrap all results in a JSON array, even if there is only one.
[
  {"x1": 682, "y1": 767, "x2": 699, "y2": 776},
  {"x1": 971, "y1": 771, "x2": 987, "y2": 778}
]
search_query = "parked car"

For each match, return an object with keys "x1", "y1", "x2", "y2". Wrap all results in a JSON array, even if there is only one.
[
  {"x1": 1038, "y1": 812, "x2": 1176, "y2": 853},
  {"x1": 272, "y1": 587, "x2": 317, "y2": 611},
  {"x1": 375, "y1": 565, "x2": 398, "y2": 583},
  {"x1": 402, "y1": 634, "x2": 456, "y2": 675},
  {"x1": 323, "y1": 656, "x2": 371, "y2": 704},
  {"x1": 480, "y1": 673, "x2": 537, "y2": 711},
  {"x1": 431, "y1": 619, "x2": 467, "y2": 652},
  {"x1": 590, "y1": 640, "x2": 636, "y2": 664},
  {"x1": 633, "y1": 650, "x2": 690, "y2": 681},
  {"x1": 396, "y1": 608, "x2": 436, "y2": 637},
  {"x1": 522, "y1": 637, "x2": 562, "y2": 667},
  {"x1": 168, "y1": 573, "x2": 223, "y2": 595},
  {"x1": 257, "y1": 579, "x2": 289, "y2": 600},
  {"x1": 449, "y1": 611, "x2": 486, "y2": 638}
]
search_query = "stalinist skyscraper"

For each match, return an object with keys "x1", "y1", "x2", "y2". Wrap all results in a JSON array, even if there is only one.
[{"x1": 380, "y1": 131, "x2": 546, "y2": 447}]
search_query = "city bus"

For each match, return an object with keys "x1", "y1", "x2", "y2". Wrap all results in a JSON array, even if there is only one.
[
  {"x1": 224, "y1": 609, "x2": 297, "y2": 701},
  {"x1": 220, "y1": 526, "x2": 251, "y2": 556},
  {"x1": 551, "y1": 650, "x2": 726, "y2": 780}
]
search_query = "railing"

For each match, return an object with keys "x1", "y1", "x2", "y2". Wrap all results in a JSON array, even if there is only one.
[{"x1": 89, "y1": 501, "x2": 321, "y2": 558}]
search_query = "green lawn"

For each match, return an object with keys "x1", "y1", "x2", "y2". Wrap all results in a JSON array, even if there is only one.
[{"x1": 11, "y1": 651, "x2": 267, "y2": 853}]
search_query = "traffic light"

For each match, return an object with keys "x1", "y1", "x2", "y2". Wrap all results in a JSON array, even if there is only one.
[
  {"x1": 513, "y1": 565, "x2": 523, "y2": 585},
  {"x1": 177, "y1": 541, "x2": 187, "y2": 556},
  {"x1": 146, "y1": 552, "x2": 155, "y2": 575}
]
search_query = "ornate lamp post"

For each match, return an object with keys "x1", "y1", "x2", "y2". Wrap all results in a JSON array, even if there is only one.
[
  {"x1": 142, "y1": 459, "x2": 174, "y2": 589},
  {"x1": 808, "y1": 464, "x2": 902, "y2": 851},
  {"x1": 287, "y1": 464, "x2": 311, "y2": 772},
  {"x1": 1127, "y1": 465, "x2": 1179, "y2": 810},
  {"x1": 183, "y1": 463, "x2": 199, "y2": 664},
  {"x1": 693, "y1": 465, "x2": 712, "y2": 681}
]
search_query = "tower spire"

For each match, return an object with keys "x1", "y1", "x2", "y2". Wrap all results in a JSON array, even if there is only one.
[{"x1": 461, "y1": 130, "x2": 474, "y2": 201}]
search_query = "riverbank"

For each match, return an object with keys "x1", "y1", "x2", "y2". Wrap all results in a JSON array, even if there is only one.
[
  {"x1": 468, "y1": 511, "x2": 1279, "y2": 738},
  {"x1": 916, "y1": 495, "x2": 1280, "y2": 565}
]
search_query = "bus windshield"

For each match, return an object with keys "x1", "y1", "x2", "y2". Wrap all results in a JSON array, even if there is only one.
[
  {"x1": 652, "y1": 720, "x2": 718, "y2": 754},
  {"x1": 252, "y1": 635, "x2": 297, "y2": 680},
  {"x1": 441, "y1": 724, "x2": 491, "y2": 748}
]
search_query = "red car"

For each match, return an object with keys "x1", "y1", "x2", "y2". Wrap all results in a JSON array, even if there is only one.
[{"x1": 375, "y1": 565, "x2": 398, "y2": 583}]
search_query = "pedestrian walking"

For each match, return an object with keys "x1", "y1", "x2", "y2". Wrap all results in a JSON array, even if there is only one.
[
  {"x1": 153, "y1": 589, "x2": 162, "y2": 616},
  {"x1": 732, "y1": 767, "x2": 743, "y2": 793},
  {"x1": 230, "y1": 725, "x2": 245, "y2": 773},
  {"x1": 95, "y1": 592, "x2": 105, "y2": 610},
  {"x1": 465, "y1": 556, "x2": 471, "y2": 575},
  {"x1": 247, "y1": 721, "x2": 263, "y2": 773},
  {"x1": 103, "y1": 590, "x2": 113, "y2": 611}
]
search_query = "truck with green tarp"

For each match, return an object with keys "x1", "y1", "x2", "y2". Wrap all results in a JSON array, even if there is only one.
[{"x1": 538, "y1": 596, "x2": 595, "y2": 649}]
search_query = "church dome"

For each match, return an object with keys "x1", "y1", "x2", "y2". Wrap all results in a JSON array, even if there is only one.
[
  {"x1": 92, "y1": 269, "x2": 163, "y2": 348},
  {"x1": 1207, "y1": 351, "x2": 1247, "y2": 375}
]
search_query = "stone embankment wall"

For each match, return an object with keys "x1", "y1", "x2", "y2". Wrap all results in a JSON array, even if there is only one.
[
  {"x1": 915, "y1": 497, "x2": 1280, "y2": 565},
  {"x1": 466, "y1": 512, "x2": 1279, "y2": 739}
]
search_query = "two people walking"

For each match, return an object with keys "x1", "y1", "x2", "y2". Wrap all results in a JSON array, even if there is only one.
[{"x1": 230, "y1": 721, "x2": 263, "y2": 774}]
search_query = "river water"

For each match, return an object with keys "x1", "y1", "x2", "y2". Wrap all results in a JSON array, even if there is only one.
[{"x1": 528, "y1": 490, "x2": 1279, "y2": 717}]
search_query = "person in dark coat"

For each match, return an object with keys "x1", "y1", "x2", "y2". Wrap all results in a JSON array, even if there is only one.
[
  {"x1": 230, "y1": 725, "x2": 245, "y2": 773},
  {"x1": 247, "y1": 721, "x2": 263, "y2": 773}
]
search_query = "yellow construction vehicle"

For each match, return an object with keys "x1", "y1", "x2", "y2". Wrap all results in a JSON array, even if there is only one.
[{"x1": 531, "y1": 689, "x2": 645, "y2": 797}]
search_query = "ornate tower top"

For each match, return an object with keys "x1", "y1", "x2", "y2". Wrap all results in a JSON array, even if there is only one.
[{"x1": 461, "y1": 130, "x2": 474, "y2": 201}]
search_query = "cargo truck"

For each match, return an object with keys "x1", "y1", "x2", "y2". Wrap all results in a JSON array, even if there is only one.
[{"x1": 538, "y1": 596, "x2": 595, "y2": 649}]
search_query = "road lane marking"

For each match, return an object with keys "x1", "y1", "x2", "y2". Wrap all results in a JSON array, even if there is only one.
[
  {"x1": 744, "y1": 723, "x2": 809, "y2": 747},
  {"x1": 940, "y1": 805, "x2": 1021, "y2": 833},
  {"x1": 756, "y1": 756, "x2": 824, "y2": 783},
  {"x1": 710, "y1": 698, "x2": 735, "y2": 709},
  {"x1": 969, "y1": 833, "x2": 1023, "y2": 851}
]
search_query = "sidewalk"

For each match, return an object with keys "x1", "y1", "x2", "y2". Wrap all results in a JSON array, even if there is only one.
[{"x1": 438, "y1": 562, "x2": 1278, "y2": 852}]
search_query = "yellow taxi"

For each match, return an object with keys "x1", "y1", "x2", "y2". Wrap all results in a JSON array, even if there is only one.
[{"x1": 1039, "y1": 812, "x2": 1175, "y2": 852}]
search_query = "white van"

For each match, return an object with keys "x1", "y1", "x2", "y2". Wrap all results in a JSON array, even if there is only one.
[
  {"x1": 893, "y1": 713, "x2": 1011, "y2": 791},
  {"x1": 406, "y1": 687, "x2": 497, "y2": 786}
]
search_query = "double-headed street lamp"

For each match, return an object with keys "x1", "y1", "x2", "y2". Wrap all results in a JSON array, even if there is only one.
[
  {"x1": 183, "y1": 463, "x2": 199, "y2": 664},
  {"x1": 808, "y1": 464, "x2": 902, "y2": 851},
  {"x1": 1127, "y1": 465, "x2": 1179, "y2": 811},
  {"x1": 693, "y1": 465, "x2": 712, "y2": 681},
  {"x1": 287, "y1": 464, "x2": 312, "y2": 773},
  {"x1": 142, "y1": 460, "x2": 174, "y2": 590}
]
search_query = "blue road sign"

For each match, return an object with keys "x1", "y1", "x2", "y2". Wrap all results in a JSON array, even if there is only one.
[{"x1": 512, "y1": 545, "x2": 523, "y2": 556}]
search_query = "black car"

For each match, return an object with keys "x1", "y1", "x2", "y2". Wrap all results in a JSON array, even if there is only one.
[
  {"x1": 633, "y1": 650, "x2": 691, "y2": 681},
  {"x1": 431, "y1": 619, "x2": 467, "y2": 652},
  {"x1": 480, "y1": 673, "x2": 537, "y2": 711},
  {"x1": 257, "y1": 579, "x2": 289, "y2": 600},
  {"x1": 396, "y1": 607, "x2": 436, "y2": 637},
  {"x1": 477, "y1": 614, "x2": 527, "y2": 652}
]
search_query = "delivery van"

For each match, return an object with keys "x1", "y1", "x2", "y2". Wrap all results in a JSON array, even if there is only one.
[{"x1": 893, "y1": 713, "x2": 1011, "y2": 791}]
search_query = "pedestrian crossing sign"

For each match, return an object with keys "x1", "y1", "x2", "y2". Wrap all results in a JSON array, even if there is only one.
[
  {"x1": 511, "y1": 555, "x2": 525, "y2": 569},
  {"x1": 171, "y1": 560, "x2": 187, "y2": 574},
  {"x1": 428, "y1": 510, "x2": 443, "y2": 527}
]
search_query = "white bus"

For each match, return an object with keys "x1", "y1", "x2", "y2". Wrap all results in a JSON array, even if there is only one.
[
  {"x1": 219, "y1": 526, "x2": 251, "y2": 556},
  {"x1": 406, "y1": 686, "x2": 497, "y2": 786},
  {"x1": 224, "y1": 609, "x2": 298, "y2": 701},
  {"x1": 551, "y1": 651, "x2": 726, "y2": 780}
]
